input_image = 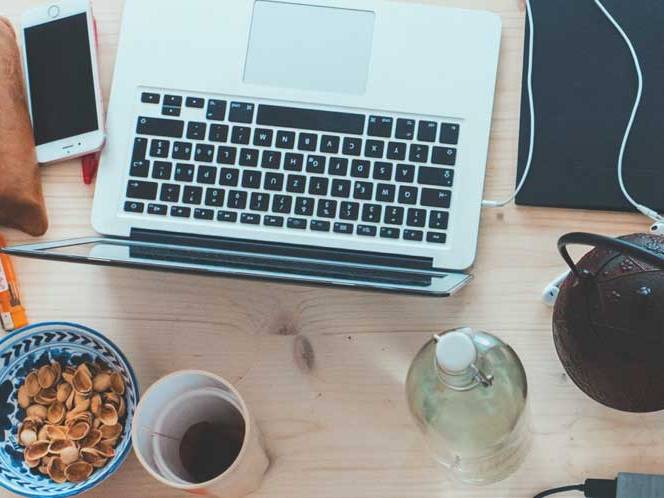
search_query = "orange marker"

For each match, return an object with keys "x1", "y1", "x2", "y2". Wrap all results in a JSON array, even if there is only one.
[{"x1": 0, "y1": 235, "x2": 28, "y2": 332}]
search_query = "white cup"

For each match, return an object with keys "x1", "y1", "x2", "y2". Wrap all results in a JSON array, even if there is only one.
[{"x1": 132, "y1": 370, "x2": 269, "y2": 497}]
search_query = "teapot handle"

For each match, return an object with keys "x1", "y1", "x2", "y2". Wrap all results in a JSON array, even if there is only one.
[{"x1": 558, "y1": 232, "x2": 664, "y2": 278}]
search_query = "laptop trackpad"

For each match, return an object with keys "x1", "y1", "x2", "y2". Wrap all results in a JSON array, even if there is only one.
[{"x1": 244, "y1": 1, "x2": 375, "y2": 94}]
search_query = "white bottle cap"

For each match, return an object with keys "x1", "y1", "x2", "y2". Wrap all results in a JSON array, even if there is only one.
[{"x1": 435, "y1": 329, "x2": 477, "y2": 373}]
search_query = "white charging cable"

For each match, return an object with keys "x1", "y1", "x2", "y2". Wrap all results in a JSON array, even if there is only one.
[{"x1": 483, "y1": 0, "x2": 664, "y2": 232}]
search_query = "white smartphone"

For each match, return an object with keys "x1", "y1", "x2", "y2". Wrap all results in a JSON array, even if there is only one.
[{"x1": 21, "y1": 0, "x2": 105, "y2": 164}]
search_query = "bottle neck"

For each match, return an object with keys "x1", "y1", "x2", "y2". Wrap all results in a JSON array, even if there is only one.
[{"x1": 435, "y1": 361, "x2": 493, "y2": 391}]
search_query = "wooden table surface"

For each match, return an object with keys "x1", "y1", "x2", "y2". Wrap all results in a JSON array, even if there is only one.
[{"x1": 2, "y1": 1, "x2": 661, "y2": 497}]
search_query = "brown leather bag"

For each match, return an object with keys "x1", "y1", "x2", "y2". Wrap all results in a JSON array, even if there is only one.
[{"x1": 0, "y1": 17, "x2": 48, "y2": 236}]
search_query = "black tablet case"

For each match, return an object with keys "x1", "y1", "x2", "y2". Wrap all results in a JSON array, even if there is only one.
[{"x1": 515, "y1": 0, "x2": 664, "y2": 212}]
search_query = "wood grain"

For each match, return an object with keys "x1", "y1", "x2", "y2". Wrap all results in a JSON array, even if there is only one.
[{"x1": 1, "y1": 1, "x2": 658, "y2": 497}]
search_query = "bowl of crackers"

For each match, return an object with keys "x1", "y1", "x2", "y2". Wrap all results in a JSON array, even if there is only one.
[{"x1": 0, "y1": 322, "x2": 138, "y2": 497}]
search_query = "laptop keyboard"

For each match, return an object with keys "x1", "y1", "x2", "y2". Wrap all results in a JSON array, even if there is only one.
[{"x1": 124, "y1": 89, "x2": 460, "y2": 245}]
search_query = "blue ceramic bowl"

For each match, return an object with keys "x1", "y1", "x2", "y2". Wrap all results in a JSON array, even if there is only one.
[{"x1": 0, "y1": 322, "x2": 139, "y2": 497}]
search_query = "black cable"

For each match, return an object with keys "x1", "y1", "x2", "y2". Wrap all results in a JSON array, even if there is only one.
[{"x1": 533, "y1": 484, "x2": 585, "y2": 498}]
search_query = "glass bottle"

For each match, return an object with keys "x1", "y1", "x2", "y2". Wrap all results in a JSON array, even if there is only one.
[{"x1": 405, "y1": 327, "x2": 530, "y2": 485}]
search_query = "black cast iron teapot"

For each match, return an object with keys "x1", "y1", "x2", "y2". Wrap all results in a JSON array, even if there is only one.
[{"x1": 553, "y1": 232, "x2": 664, "y2": 412}]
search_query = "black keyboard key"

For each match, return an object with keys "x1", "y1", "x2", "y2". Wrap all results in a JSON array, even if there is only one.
[
  {"x1": 171, "y1": 206, "x2": 191, "y2": 218},
  {"x1": 427, "y1": 232, "x2": 447, "y2": 244},
  {"x1": 380, "y1": 227, "x2": 400, "y2": 239},
  {"x1": 150, "y1": 139, "x2": 170, "y2": 158},
  {"x1": 209, "y1": 124, "x2": 229, "y2": 143},
  {"x1": 132, "y1": 137, "x2": 148, "y2": 161},
  {"x1": 264, "y1": 172, "x2": 284, "y2": 191},
  {"x1": 187, "y1": 122, "x2": 207, "y2": 141},
  {"x1": 239, "y1": 148, "x2": 259, "y2": 167},
  {"x1": 432, "y1": 146, "x2": 457, "y2": 166},
  {"x1": 365, "y1": 140, "x2": 385, "y2": 158},
  {"x1": 287, "y1": 217, "x2": 307, "y2": 229},
  {"x1": 395, "y1": 164, "x2": 415, "y2": 183},
  {"x1": 386, "y1": 142, "x2": 406, "y2": 161},
  {"x1": 141, "y1": 92, "x2": 160, "y2": 104},
  {"x1": 429, "y1": 210, "x2": 449, "y2": 229},
  {"x1": 218, "y1": 210, "x2": 238, "y2": 222},
  {"x1": 124, "y1": 201, "x2": 144, "y2": 213},
  {"x1": 409, "y1": 144, "x2": 429, "y2": 163},
  {"x1": 395, "y1": 118, "x2": 415, "y2": 140},
  {"x1": 253, "y1": 128, "x2": 273, "y2": 147},
  {"x1": 194, "y1": 208, "x2": 214, "y2": 220},
  {"x1": 160, "y1": 184, "x2": 181, "y2": 202},
  {"x1": 334, "y1": 222, "x2": 353, "y2": 234},
  {"x1": 340, "y1": 201, "x2": 359, "y2": 220},
  {"x1": 342, "y1": 137, "x2": 362, "y2": 156},
  {"x1": 205, "y1": 188, "x2": 225, "y2": 207},
  {"x1": 231, "y1": 126, "x2": 251, "y2": 145},
  {"x1": 439, "y1": 123, "x2": 460, "y2": 145},
  {"x1": 320, "y1": 135, "x2": 340, "y2": 153},
  {"x1": 219, "y1": 168, "x2": 239, "y2": 186},
  {"x1": 421, "y1": 188, "x2": 452, "y2": 208},
  {"x1": 186, "y1": 97, "x2": 205, "y2": 108},
  {"x1": 317, "y1": 199, "x2": 337, "y2": 218},
  {"x1": 207, "y1": 99, "x2": 227, "y2": 121},
  {"x1": 217, "y1": 146, "x2": 237, "y2": 165},
  {"x1": 195, "y1": 144, "x2": 215, "y2": 162},
  {"x1": 353, "y1": 181, "x2": 373, "y2": 200},
  {"x1": 257, "y1": 105, "x2": 365, "y2": 135},
  {"x1": 357, "y1": 225, "x2": 377, "y2": 237},
  {"x1": 367, "y1": 116, "x2": 393, "y2": 138},
  {"x1": 250, "y1": 192, "x2": 270, "y2": 211},
  {"x1": 172, "y1": 141, "x2": 192, "y2": 160},
  {"x1": 227, "y1": 190, "x2": 247, "y2": 209},
  {"x1": 284, "y1": 153, "x2": 304, "y2": 171},
  {"x1": 197, "y1": 165, "x2": 218, "y2": 184},
  {"x1": 127, "y1": 180, "x2": 158, "y2": 200},
  {"x1": 373, "y1": 162, "x2": 393, "y2": 180},
  {"x1": 328, "y1": 157, "x2": 348, "y2": 176},
  {"x1": 398, "y1": 186, "x2": 418, "y2": 205},
  {"x1": 311, "y1": 219, "x2": 331, "y2": 232},
  {"x1": 152, "y1": 161, "x2": 172, "y2": 180},
  {"x1": 286, "y1": 174, "x2": 306, "y2": 193},
  {"x1": 419, "y1": 166, "x2": 454, "y2": 187},
  {"x1": 241, "y1": 213, "x2": 261, "y2": 224},
  {"x1": 137, "y1": 117, "x2": 184, "y2": 138},
  {"x1": 229, "y1": 102, "x2": 255, "y2": 123},
  {"x1": 276, "y1": 130, "x2": 296, "y2": 149},
  {"x1": 306, "y1": 155, "x2": 326, "y2": 174},
  {"x1": 164, "y1": 95, "x2": 182, "y2": 107},
  {"x1": 272, "y1": 195, "x2": 292, "y2": 214},
  {"x1": 404, "y1": 229, "x2": 424, "y2": 241},
  {"x1": 183, "y1": 186, "x2": 203, "y2": 205},
  {"x1": 174, "y1": 163, "x2": 195, "y2": 182},
  {"x1": 331, "y1": 179, "x2": 351, "y2": 198},
  {"x1": 130, "y1": 159, "x2": 150, "y2": 177},
  {"x1": 261, "y1": 150, "x2": 281, "y2": 169},
  {"x1": 162, "y1": 106, "x2": 181, "y2": 117},
  {"x1": 309, "y1": 177, "x2": 329, "y2": 196},
  {"x1": 298, "y1": 133, "x2": 317, "y2": 151},
  {"x1": 407, "y1": 208, "x2": 426, "y2": 227},
  {"x1": 362, "y1": 204, "x2": 381, "y2": 223},
  {"x1": 376, "y1": 183, "x2": 396, "y2": 203},
  {"x1": 418, "y1": 121, "x2": 437, "y2": 142},
  {"x1": 384, "y1": 206, "x2": 404, "y2": 225},
  {"x1": 295, "y1": 197, "x2": 314, "y2": 216},
  {"x1": 350, "y1": 160, "x2": 370, "y2": 178},
  {"x1": 242, "y1": 170, "x2": 262, "y2": 189},
  {"x1": 147, "y1": 203, "x2": 167, "y2": 215},
  {"x1": 264, "y1": 215, "x2": 284, "y2": 227}
]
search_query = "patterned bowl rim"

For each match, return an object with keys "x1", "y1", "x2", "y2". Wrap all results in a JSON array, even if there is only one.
[{"x1": 0, "y1": 321, "x2": 140, "y2": 498}]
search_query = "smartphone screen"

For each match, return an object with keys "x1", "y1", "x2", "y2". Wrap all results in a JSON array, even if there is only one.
[{"x1": 24, "y1": 13, "x2": 98, "y2": 146}]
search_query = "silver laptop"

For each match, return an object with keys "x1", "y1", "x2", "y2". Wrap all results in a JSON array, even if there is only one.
[{"x1": 5, "y1": 0, "x2": 501, "y2": 296}]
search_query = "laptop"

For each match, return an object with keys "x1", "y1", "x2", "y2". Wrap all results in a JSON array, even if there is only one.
[{"x1": 5, "y1": 0, "x2": 502, "y2": 296}]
